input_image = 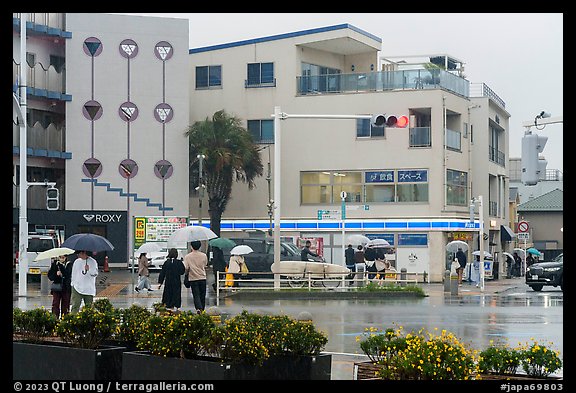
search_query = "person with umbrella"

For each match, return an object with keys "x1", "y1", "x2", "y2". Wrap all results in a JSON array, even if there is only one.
[
  {"x1": 210, "y1": 246, "x2": 226, "y2": 291},
  {"x1": 47, "y1": 254, "x2": 73, "y2": 318},
  {"x1": 455, "y1": 247, "x2": 467, "y2": 285},
  {"x1": 70, "y1": 250, "x2": 99, "y2": 313},
  {"x1": 513, "y1": 252, "x2": 522, "y2": 277},
  {"x1": 158, "y1": 248, "x2": 185, "y2": 312},
  {"x1": 183, "y1": 240, "x2": 209, "y2": 314}
]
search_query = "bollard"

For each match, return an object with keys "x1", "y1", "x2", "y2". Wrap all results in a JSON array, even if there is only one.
[
  {"x1": 206, "y1": 306, "x2": 222, "y2": 324},
  {"x1": 444, "y1": 269, "x2": 451, "y2": 292},
  {"x1": 450, "y1": 273, "x2": 459, "y2": 295},
  {"x1": 400, "y1": 268, "x2": 407, "y2": 287},
  {"x1": 40, "y1": 271, "x2": 50, "y2": 295},
  {"x1": 297, "y1": 311, "x2": 313, "y2": 323}
]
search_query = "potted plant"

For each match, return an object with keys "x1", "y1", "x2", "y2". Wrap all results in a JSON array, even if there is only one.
[
  {"x1": 122, "y1": 310, "x2": 331, "y2": 380},
  {"x1": 107, "y1": 304, "x2": 152, "y2": 350},
  {"x1": 12, "y1": 307, "x2": 58, "y2": 343},
  {"x1": 13, "y1": 302, "x2": 125, "y2": 380}
]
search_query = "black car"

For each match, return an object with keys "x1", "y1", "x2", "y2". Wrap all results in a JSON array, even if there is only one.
[
  {"x1": 526, "y1": 253, "x2": 563, "y2": 291},
  {"x1": 223, "y1": 238, "x2": 311, "y2": 276}
]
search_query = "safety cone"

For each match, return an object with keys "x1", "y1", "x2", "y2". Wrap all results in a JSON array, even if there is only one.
[{"x1": 104, "y1": 255, "x2": 110, "y2": 272}]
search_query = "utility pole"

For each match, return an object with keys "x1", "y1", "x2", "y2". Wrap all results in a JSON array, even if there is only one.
[
  {"x1": 197, "y1": 154, "x2": 206, "y2": 225},
  {"x1": 266, "y1": 147, "x2": 273, "y2": 236},
  {"x1": 17, "y1": 13, "x2": 28, "y2": 297}
]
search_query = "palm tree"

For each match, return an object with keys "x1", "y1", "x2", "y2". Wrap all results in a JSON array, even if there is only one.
[{"x1": 185, "y1": 110, "x2": 264, "y2": 236}]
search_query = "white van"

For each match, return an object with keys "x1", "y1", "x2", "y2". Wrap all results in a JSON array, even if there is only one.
[{"x1": 16, "y1": 234, "x2": 59, "y2": 275}]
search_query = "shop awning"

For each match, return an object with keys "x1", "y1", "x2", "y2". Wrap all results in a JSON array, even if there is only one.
[{"x1": 501, "y1": 225, "x2": 516, "y2": 242}]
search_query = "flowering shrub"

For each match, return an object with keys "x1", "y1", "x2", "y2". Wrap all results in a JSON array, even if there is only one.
[
  {"x1": 220, "y1": 311, "x2": 270, "y2": 366},
  {"x1": 56, "y1": 305, "x2": 120, "y2": 349},
  {"x1": 282, "y1": 319, "x2": 328, "y2": 356},
  {"x1": 137, "y1": 311, "x2": 220, "y2": 358},
  {"x1": 520, "y1": 340, "x2": 563, "y2": 378},
  {"x1": 358, "y1": 326, "x2": 476, "y2": 380},
  {"x1": 115, "y1": 304, "x2": 153, "y2": 344},
  {"x1": 13, "y1": 307, "x2": 58, "y2": 342},
  {"x1": 477, "y1": 343, "x2": 522, "y2": 375}
]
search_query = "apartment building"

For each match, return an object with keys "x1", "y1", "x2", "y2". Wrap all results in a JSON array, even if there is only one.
[
  {"x1": 12, "y1": 13, "x2": 190, "y2": 265},
  {"x1": 188, "y1": 24, "x2": 513, "y2": 282}
]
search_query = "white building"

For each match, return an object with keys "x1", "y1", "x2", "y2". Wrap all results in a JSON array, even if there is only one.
[
  {"x1": 188, "y1": 24, "x2": 513, "y2": 282},
  {"x1": 13, "y1": 13, "x2": 190, "y2": 265}
]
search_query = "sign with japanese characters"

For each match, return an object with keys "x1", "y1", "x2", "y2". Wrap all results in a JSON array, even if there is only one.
[
  {"x1": 133, "y1": 216, "x2": 188, "y2": 249},
  {"x1": 365, "y1": 171, "x2": 394, "y2": 183},
  {"x1": 398, "y1": 169, "x2": 428, "y2": 183}
]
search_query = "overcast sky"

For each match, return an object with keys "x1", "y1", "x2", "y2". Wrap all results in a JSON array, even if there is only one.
[{"x1": 122, "y1": 13, "x2": 563, "y2": 173}]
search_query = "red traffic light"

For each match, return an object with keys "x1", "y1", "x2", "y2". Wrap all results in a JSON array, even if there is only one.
[{"x1": 396, "y1": 115, "x2": 409, "y2": 128}]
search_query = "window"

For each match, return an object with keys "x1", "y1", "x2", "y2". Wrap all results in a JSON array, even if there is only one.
[
  {"x1": 301, "y1": 169, "x2": 428, "y2": 205},
  {"x1": 446, "y1": 169, "x2": 468, "y2": 206},
  {"x1": 246, "y1": 62, "x2": 275, "y2": 87},
  {"x1": 247, "y1": 119, "x2": 274, "y2": 143},
  {"x1": 445, "y1": 128, "x2": 461, "y2": 151},
  {"x1": 356, "y1": 119, "x2": 384, "y2": 138},
  {"x1": 195, "y1": 65, "x2": 222, "y2": 89}
]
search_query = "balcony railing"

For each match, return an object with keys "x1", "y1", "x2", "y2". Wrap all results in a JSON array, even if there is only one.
[
  {"x1": 469, "y1": 82, "x2": 506, "y2": 109},
  {"x1": 13, "y1": 13, "x2": 66, "y2": 32},
  {"x1": 13, "y1": 60, "x2": 69, "y2": 101},
  {"x1": 13, "y1": 123, "x2": 66, "y2": 152},
  {"x1": 297, "y1": 69, "x2": 469, "y2": 98},
  {"x1": 489, "y1": 146, "x2": 506, "y2": 167}
]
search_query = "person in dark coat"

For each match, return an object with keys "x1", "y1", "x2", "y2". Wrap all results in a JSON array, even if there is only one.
[
  {"x1": 211, "y1": 246, "x2": 227, "y2": 291},
  {"x1": 455, "y1": 247, "x2": 467, "y2": 285},
  {"x1": 158, "y1": 248, "x2": 185, "y2": 311},
  {"x1": 364, "y1": 246, "x2": 377, "y2": 279},
  {"x1": 512, "y1": 252, "x2": 522, "y2": 277},
  {"x1": 47, "y1": 254, "x2": 73, "y2": 318},
  {"x1": 345, "y1": 244, "x2": 356, "y2": 281},
  {"x1": 301, "y1": 240, "x2": 320, "y2": 261}
]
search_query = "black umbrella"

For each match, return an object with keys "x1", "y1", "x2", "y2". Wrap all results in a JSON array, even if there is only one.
[{"x1": 62, "y1": 233, "x2": 115, "y2": 252}]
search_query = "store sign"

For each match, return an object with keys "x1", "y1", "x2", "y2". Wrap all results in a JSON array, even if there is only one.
[{"x1": 133, "y1": 216, "x2": 188, "y2": 249}]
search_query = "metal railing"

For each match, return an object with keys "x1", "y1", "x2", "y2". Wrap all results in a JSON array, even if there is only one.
[
  {"x1": 297, "y1": 69, "x2": 469, "y2": 98},
  {"x1": 214, "y1": 270, "x2": 425, "y2": 305}
]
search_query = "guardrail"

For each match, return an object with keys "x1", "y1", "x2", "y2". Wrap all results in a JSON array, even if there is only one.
[{"x1": 214, "y1": 270, "x2": 425, "y2": 305}]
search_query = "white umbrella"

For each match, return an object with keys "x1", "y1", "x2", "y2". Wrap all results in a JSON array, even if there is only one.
[
  {"x1": 472, "y1": 250, "x2": 492, "y2": 258},
  {"x1": 230, "y1": 245, "x2": 254, "y2": 255},
  {"x1": 346, "y1": 234, "x2": 370, "y2": 246},
  {"x1": 503, "y1": 252, "x2": 514, "y2": 261},
  {"x1": 513, "y1": 248, "x2": 526, "y2": 257},
  {"x1": 34, "y1": 247, "x2": 75, "y2": 261},
  {"x1": 445, "y1": 240, "x2": 469, "y2": 253},
  {"x1": 167, "y1": 225, "x2": 217, "y2": 244},
  {"x1": 136, "y1": 242, "x2": 163, "y2": 254},
  {"x1": 366, "y1": 238, "x2": 391, "y2": 248}
]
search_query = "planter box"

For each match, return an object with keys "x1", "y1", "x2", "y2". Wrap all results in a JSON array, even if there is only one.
[
  {"x1": 122, "y1": 351, "x2": 332, "y2": 380},
  {"x1": 13, "y1": 341, "x2": 126, "y2": 380},
  {"x1": 354, "y1": 361, "x2": 383, "y2": 380}
]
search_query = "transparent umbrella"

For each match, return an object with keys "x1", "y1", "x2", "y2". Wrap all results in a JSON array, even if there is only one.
[
  {"x1": 446, "y1": 240, "x2": 469, "y2": 253},
  {"x1": 168, "y1": 225, "x2": 217, "y2": 245},
  {"x1": 366, "y1": 238, "x2": 391, "y2": 248}
]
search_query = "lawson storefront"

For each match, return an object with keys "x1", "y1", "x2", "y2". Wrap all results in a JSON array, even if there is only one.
[
  {"x1": 12, "y1": 209, "x2": 128, "y2": 266},
  {"x1": 219, "y1": 217, "x2": 481, "y2": 283}
]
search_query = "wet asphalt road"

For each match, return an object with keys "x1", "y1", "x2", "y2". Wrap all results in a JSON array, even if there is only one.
[{"x1": 14, "y1": 268, "x2": 563, "y2": 380}]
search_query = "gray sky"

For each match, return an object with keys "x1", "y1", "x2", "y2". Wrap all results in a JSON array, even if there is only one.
[{"x1": 123, "y1": 13, "x2": 563, "y2": 173}]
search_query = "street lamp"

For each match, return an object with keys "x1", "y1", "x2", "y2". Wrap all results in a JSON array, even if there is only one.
[{"x1": 196, "y1": 154, "x2": 206, "y2": 225}]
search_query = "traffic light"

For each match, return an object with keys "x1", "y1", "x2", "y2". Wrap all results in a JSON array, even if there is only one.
[
  {"x1": 521, "y1": 133, "x2": 548, "y2": 186},
  {"x1": 370, "y1": 114, "x2": 409, "y2": 128},
  {"x1": 46, "y1": 187, "x2": 59, "y2": 210}
]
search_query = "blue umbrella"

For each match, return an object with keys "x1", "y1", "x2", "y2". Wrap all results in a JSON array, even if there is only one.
[
  {"x1": 527, "y1": 247, "x2": 542, "y2": 257},
  {"x1": 62, "y1": 233, "x2": 115, "y2": 252}
]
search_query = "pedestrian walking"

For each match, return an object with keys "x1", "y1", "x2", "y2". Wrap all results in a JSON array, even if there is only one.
[
  {"x1": 183, "y1": 240, "x2": 208, "y2": 314},
  {"x1": 135, "y1": 252, "x2": 153, "y2": 292},
  {"x1": 226, "y1": 254, "x2": 245, "y2": 288},
  {"x1": 345, "y1": 244, "x2": 356, "y2": 281},
  {"x1": 47, "y1": 254, "x2": 73, "y2": 318},
  {"x1": 210, "y1": 246, "x2": 226, "y2": 291},
  {"x1": 456, "y1": 247, "x2": 467, "y2": 285},
  {"x1": 158, "y1": 248, "x2": 185, "y2": 311},
  {"x1": 70, "y1": 250, "x2": 99, "y2": 313},
  {"x1": 513, "y1": 252, "x2": 522, "y2": 277}
]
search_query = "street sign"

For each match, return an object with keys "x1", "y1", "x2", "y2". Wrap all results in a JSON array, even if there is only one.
[
  {"x1": 317, "y1": 209, "x2": 341, "y2": 220},
  {"x1": 464, "y1": 222, "x2": 475, "y2": 228},
  {"x1": 347, "y1": 204, "x2": 370, "y2": 211},
  {"x1": 340, "y1": 191, "x2": 347, "y2": 200},
  {"x1": 518, "y1": 221, "x2": 529, "y2": 233},
  {"x1": 517, "y1": 233, "x2": 530, "y2": 240}
]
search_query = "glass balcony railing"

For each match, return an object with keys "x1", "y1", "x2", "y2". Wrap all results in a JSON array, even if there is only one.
[{"x1": 297, "y1": 69, "x2": 469, "y2": 97}]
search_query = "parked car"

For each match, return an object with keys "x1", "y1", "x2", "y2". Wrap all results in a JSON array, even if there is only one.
[
  {"x1": 223, "y1": 237, "x2": 317, "y2": 276},
  {"x1": 15, "y1": 234, "x2": 59, "y2": 276},
  {"x1": 526, "y1": 253, "x2": 563, "y2": 291}
]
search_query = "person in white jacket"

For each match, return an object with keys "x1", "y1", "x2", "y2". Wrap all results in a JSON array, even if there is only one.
[{"x1": 70, "y1": 250, "x2": 99, "y2": 313}]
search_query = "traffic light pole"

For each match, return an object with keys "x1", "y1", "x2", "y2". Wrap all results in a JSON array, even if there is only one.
[{"x1": 272, "y1": 107, "x2": 374, "y2": 284}]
